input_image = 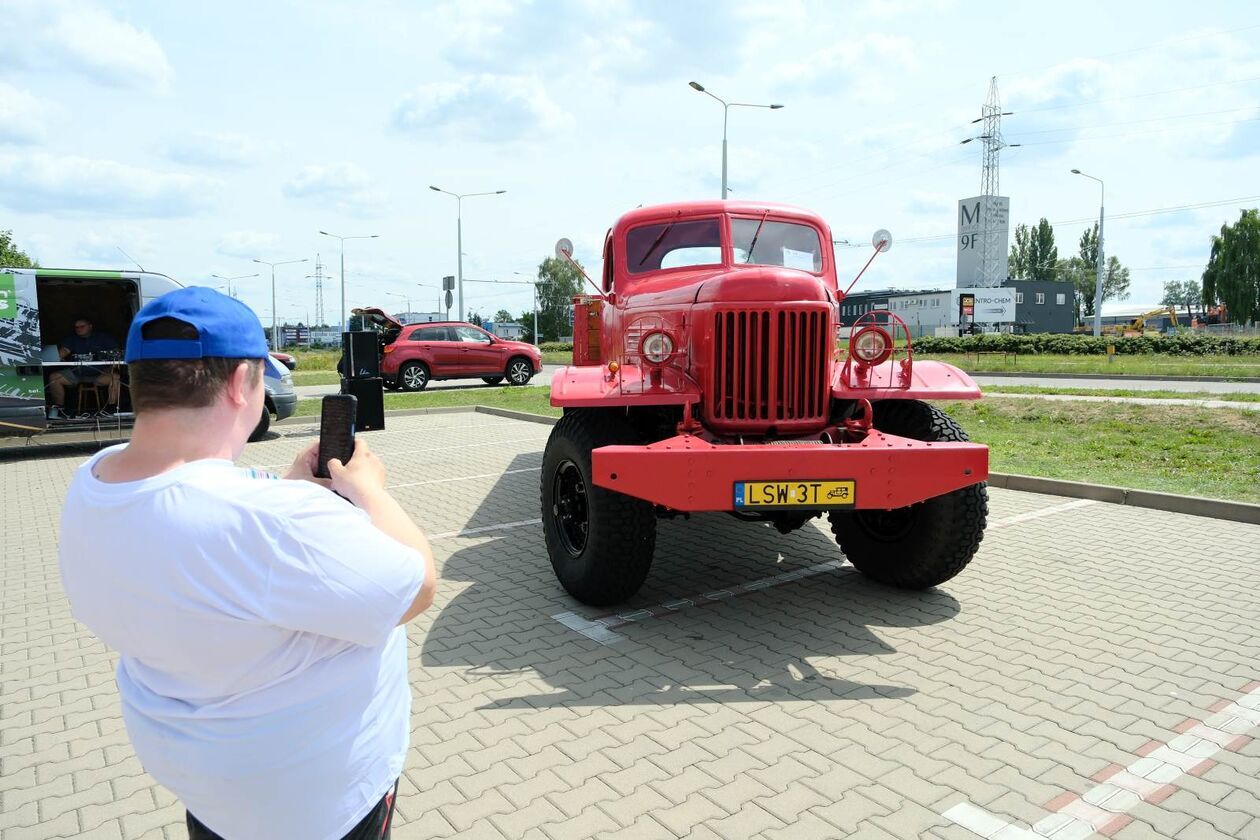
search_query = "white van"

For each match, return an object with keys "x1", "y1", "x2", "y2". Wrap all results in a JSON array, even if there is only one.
[{"x1": 0, "y1": 267, "x2": 295, "y2": 444}]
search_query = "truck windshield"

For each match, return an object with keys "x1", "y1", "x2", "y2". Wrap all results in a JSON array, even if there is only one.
[
  {"x1": 626, "y1": 218, "x2": 722, "y2": 274},
  {"x1": 731, "y1": 219, "x2": 824, "y2": 272}
]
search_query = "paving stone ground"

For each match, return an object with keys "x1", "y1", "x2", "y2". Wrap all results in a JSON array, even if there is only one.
[{"x1": 2, "y1": 411, "x2": 1259, "y2": 839}]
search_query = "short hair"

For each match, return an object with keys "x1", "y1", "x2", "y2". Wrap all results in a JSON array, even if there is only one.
[
  {"x1": 128, "y1": 317, "x2": 263, "y2": 413},
  {"x1": 74, "y1": 316, "x2": 93, "y2": 326}
]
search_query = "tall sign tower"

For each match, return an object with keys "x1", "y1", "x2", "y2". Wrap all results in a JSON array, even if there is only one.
[
  {"x1": 957, "y1": 77, "x2": 1016, "y2": 288},
  {"x1": 307, "y1": 254, "x2": 328, "y2": 327}
]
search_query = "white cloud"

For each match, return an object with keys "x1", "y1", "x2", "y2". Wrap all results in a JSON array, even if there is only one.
[
  {"x1": 217, "y1": 230, "x2": 280, "y2": 259},
  {"x1": 48, "y1": 5, "x2": 175, "y2": 94},
  {"x1": 0, "y1": 152, "x2": 218, "y2": 217},
  {"x1": 769, "y1": 34, "x2": 918, "y2": 89},
  {"x1": 164, "y1": 132, "x2": 261, "y2": 169},
  {"x1": 282, "y1": 163, "x2": 387, "y2": 216},
  {"x1": 74, "y1": 227, "x2": 157, "y2": 268},
  {"x1": 0, "y1": 83, "x2": 59, "y2": 144},
  {"x1": 391, "y1": 74, "x2": 571, "y2": 141}
]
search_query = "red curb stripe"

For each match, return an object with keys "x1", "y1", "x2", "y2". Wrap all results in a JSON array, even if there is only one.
[
  {"x1": 1173, "y1": 719, "x2": 1198, "y2": 734},
  {"x1": 1225, "y1": 735, "x2": 1252, "y2": 752},
  {"x1": 1091, "y1": 764, "x2": 1125, "y2": 783},
  {"x1": 1099, "y1": 814, "x2": 1134, "y2": 837},
  {"x1": 1147, "y1": 784, "x2": 1177, "y2": 805},
  {"x1": 1186, "y1": 759, "x2": 1217, "y2": 777},
  {"x1": 1136, "y1": 740, "x2": 1162, "y2": 757},
  {"x1": 1209, "y1": 699, "x2": 1233, "y2": 713},
  {"x1": 1043, "y1": 792, "x2": 1078, "y2": 812},
  {"x1": 1242, "y1": 680, "x2": 1260, "y2": 693}
]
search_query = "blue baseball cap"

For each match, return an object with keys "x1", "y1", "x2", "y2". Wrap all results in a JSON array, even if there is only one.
[{"x1": 126, "y1": 287, "x2": 270, "y2": 362}]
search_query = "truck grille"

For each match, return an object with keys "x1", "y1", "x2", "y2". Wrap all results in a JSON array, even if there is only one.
[{"x1": 709, "y1": 307, "x2": 830, "y2": 426}]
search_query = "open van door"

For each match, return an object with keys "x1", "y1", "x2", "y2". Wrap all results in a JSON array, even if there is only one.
[{"x1": 0, "y1": 268, "x2": 47, "y2": 435}]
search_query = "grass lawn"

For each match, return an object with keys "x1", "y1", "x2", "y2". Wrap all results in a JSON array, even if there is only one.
[
  {"x1": 982, "y1": 385, "x2": 1260, "y2": 403},
  {"x1": 917, "y1": 352, "x2": 1260, "y2": 378},
  {"x1": 292, "y1": 388, "x2": 1260, "y2": 503},
  {"x1": 292, "y1": 370, "x2": 341, "y2": 385}
]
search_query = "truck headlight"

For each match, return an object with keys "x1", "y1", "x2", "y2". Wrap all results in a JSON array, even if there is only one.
[
  {"x1": 850, "y1": 326, "x2": 892, "y2": 365},
  {"x1": 641, "y1": 331, "x2": 675, "y2": 365}
]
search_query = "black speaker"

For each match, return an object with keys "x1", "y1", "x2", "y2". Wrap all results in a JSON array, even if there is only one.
[
  {"x1": 341, "y1": 331, "x2": 380, "y2": 379},
  {"x1": 340, "y1": 377, "x2": 385, "y2": 431}
]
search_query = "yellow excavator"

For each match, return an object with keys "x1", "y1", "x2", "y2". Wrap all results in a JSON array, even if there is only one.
[{"x1": 1103, "y1": 307, "x2": 1178, "y2": 337}]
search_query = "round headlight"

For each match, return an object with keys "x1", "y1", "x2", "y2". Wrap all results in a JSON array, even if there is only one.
[
  {"x1": 851, "y1": 326, "x2": 892, "y2": 365},
  {"x1": 641, "y1": 331, "x2": 675, "y2": 364}
]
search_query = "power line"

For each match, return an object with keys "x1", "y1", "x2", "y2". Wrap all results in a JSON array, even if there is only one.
[
  {"x1": 1013, "y1": 116, "x2": 1260, "y2": 147},
  {"x1": 1012, "y1": 106, "x2": 1258, "y2": 136}
]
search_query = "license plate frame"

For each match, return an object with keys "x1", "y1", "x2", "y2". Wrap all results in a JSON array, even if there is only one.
[{"x1": 733, "y1": 479, "x2": 857, "y2": 510}]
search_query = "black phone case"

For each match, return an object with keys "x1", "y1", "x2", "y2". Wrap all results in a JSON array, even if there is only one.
[{"x1": 316, "y1": 394, "x2": 357, "y2": 478}]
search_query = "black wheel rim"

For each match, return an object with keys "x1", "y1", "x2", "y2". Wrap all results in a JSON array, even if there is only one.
[
  {"x1": 551, "y1": 459, "x2": 589, "y2": 556},
  {"x1": 404, "y1": 366, "x2": 426, "y2": 388},
  {"x1": 510, "y1": 361, "x2": 530, "y2": 384},
  {"x1": 854, "y1": 505, "x2": 918, "y2": 542}
]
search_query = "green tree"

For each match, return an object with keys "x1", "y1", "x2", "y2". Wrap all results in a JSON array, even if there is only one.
[
  {"x1": 0, "y1": 230, "x2": 38, "y2": 268},
  {"x1": 492, "y1": 309, "x2": 513, "y2": 323},
  {"x1": 516, "y1": 310, "x2": 536, "y2": 344},
  {"x1": 1064, "y1": 223, "x2": 1130, "y2": 320},
  {"x1": 531, "y1": 256, "x2": 584, "y2": 342},
  {"x1": 466, "y1": 309, "x2": 485, "y2": 326},
  {"x1": 1008, "y1": 218, "x2": 1058, "y2": 281},
  {"x1": 1202, "y1": 208, "x2": 1260, "y2": 325},
  {"x1": 1160, "y1": 279, "x2": 1201, "y2": 323}
]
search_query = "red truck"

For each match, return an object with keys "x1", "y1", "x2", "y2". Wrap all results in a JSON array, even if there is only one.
[{"x1": 541, "y1": 200, "x2": 989, "y2": 605}]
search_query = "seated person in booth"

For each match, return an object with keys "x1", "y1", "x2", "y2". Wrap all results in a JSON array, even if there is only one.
[{"x1": 48, "y1": 316, "x2": 122, "y2": 415}]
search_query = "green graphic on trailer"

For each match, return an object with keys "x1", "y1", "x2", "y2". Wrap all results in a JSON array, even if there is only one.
[{"x1": 0, "y1": 273, "x2": 15, "y2": 319}]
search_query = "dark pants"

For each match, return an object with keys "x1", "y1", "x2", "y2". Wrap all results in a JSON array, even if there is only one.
[{"x1": 186, "y1": 780, "x2": 398, "y2": 839}]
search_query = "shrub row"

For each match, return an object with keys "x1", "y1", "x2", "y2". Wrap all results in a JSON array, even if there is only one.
[
  {"x1": 910, "y1": 333, "x2": 1260, "y2": 356},
  {"x1": 539, "y1": 341, "x2": 574, "y2": 353}
]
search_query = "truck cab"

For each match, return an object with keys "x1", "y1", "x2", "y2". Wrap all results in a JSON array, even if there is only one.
[{"x1": 541, "y1": 200, "x2": 990, "y2": 606}]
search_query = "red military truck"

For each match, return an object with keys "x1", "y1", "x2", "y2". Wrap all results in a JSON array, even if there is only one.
[{"x1": 541, "y1": 200, "x2": 989, "y2": 605}]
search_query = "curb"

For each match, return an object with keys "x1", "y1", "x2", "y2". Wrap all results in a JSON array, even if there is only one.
[{"x1": 969, "y1": 371, "x2": 1260, "y2": 384}]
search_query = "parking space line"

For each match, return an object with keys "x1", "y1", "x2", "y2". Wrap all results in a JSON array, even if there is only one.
[
  {"x1": 942, "y1": 680, "x2": 1260, "y2": 838},
  {"x1": 551, "y1": 560, "x2": 852, "y2": 646},
  {"x1": 429, "y1": 518, "x2": 542, "y2": 540},
  {"x1": 987, "y1": 498, "x2": 1098, "y2": 529},
  {"x1": 388, "y1": 467, "x2": 539, "y2": 490}
]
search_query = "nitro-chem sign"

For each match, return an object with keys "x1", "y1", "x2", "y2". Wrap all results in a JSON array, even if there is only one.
[
  {"x1": 953, "y1": 288, "x2": 1016, "y2": 323},
  {"x1": 957, "y1": 195, "x2": 1010, "y2": 287}
]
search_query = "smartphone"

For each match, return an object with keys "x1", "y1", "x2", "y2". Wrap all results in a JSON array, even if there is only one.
[{"x1": 316, "y1": 394, "x2": 357, "y2": 479}]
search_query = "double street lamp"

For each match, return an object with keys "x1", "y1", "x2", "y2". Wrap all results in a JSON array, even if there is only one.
[
  {"x1": 688, "y1": 81, "x2": 784, "y2": 199},
  {"x1": 210, "y1": 272, "x2": 257, "y2": 298},
  {"x1": 319, "y1": 230, "x2": 380, "y2": 332},
  {"x1": 1071, "y1": 169, "x2": 1106, "y2": 337},
  {"x1": 429, "y1": 185, "x2": 506, "y2": 324},
  {"x1": 252, "y1": 258, "x2": 307, "y2": 351}
]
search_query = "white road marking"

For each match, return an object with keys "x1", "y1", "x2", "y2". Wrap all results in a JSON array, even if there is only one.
[
  {"x1": 388, "y1": 467, "x2": 539, "y2": 490},
  {"x1": 943, "y1": 682, "x2": 1260, "y2": 839},
  {"x1": 988, "y1": 498, "x2": 1098, "y2": 529},
  {"x1": 429, "y1": 518, "x2": 542, "y2": 540}
]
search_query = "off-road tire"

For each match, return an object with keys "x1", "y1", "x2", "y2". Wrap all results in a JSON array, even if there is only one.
[
  {"x1": 248, "y1": 405, "x2": 271, "y2": 442},
  {"x1": 828, "y1": 399, "x2": 987, "y2": 589},
  {"x1": 399, "y1": 362, "x2": 429, "y2": 392},
  {"x1": 506, "y1": 357, "x2": 534, "y2": 386},
  {"x1": 482, "y1": 376, "x2": 504, "y2": 386},
  {"x1": 541, "y1": 409, "x2": 656, "y2": 605}
]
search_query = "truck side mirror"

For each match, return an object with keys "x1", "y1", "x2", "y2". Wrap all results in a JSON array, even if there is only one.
[
  {"x1": 555, "y1": 238, "x2": 574, "y2": 260},
  {"x1": 872, "y1": 229, "x2": 892, "y2": 252}
]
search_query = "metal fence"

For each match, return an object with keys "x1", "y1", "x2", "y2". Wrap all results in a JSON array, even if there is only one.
[{"x1": 1197, "y1": 323, "x2": 1260, "y2": 337}]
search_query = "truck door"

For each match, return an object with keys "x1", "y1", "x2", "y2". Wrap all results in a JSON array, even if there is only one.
[{"x1": 0, "y1": 268, "x2": 47, "y2": 435}]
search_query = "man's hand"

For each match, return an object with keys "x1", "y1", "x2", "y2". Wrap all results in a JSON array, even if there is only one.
[
  {"x1": 284, "y1": 441, "x2": 331, "y2": 487},
  {"x1": 328, "y1": 439, "x2": 387, "y2": 508}
]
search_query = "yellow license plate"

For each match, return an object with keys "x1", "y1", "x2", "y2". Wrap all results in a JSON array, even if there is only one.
[{"x1": 735, "y1": 480, "x2": 856, "y2": 509}]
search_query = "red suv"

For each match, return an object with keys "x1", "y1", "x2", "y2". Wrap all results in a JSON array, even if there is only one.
[{"x1": 355, "y1": 309, "x2": 542, "y2": 391}]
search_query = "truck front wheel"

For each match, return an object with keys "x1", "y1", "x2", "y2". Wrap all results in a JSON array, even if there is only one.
[
  {"x1": 828, "y1": 400, "x2": 987, "y2": 589},
  {"x1": 541, "y1": 410, "x2": 657, "y2": 605}
]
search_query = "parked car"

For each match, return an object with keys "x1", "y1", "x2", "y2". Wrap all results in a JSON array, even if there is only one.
[
  {"x1": 270, "y1": 351, "x2": 298, "y2": 370},
  {"x1": 251, "y1": 353, "x2": 297, "y2": 441},
  {"x1": 351, "y1": 308, "x2": 542, "y2": 391}
]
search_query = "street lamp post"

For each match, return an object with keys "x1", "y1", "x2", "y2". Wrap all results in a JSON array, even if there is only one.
[
  {"x1": 429, "y1": 186, "x2": 506, "y2": 325},
  {"x1": 688, "y1": 81, "x2": 783, "y2": 199},
  {"x1": 385, "y1": 291, "x2": 412, "y2": 322},
  {"x1": 210, "y1": 272, "x2": 258, "y2": 299},
  {"x1": 1071, "y1": 169, "x2": 1105, "y2": 337},
  {"x1": 318, "y1": 231, "x2": 379, "y2": 332},
  {"x1": 252, "y1": 258, "x2": 307, "y2": 351}
]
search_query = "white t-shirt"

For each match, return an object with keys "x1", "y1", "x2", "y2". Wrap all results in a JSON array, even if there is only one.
[{"x1": 59, "y1": 446, "x2": 426, "y2": 840}]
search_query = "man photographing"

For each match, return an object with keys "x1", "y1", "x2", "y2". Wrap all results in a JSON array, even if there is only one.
[{"x1": 59, "y1": 288, "x2": 436, "y2": 840}]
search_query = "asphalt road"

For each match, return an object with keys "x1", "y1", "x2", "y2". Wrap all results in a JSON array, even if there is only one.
[{"x1": 294, "y1": 366, "x2": 556, "y2": 400}]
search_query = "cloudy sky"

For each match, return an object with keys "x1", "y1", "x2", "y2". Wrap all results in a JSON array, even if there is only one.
[{"x1": 1, "y1": 0, "x2": 1257, "y2": 325}]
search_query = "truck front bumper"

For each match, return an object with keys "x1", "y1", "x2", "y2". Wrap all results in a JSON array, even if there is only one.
[{"x1": 592, "y1": 432, "x2": 988, "y2": 512}]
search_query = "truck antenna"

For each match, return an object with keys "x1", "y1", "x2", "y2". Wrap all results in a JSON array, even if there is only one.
[
  {"x1": 840, "y1": 229, "x2": 892, "y2": 298},
  {"x1": 116, "y1": 246, "x2": 145, "y2": 272},
  {"x1": 554, "y1": 238, "x2": 606, "y2": 299}
]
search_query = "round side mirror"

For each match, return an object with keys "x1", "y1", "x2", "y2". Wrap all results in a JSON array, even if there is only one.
[
  {"x1": 555, "y1": 237, "x2": 574, "y2": 260},
  {"x1": 872, "y1": 229, "x2": 892, "y2": 252}
]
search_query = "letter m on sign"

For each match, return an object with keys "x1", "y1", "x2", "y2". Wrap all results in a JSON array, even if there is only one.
[{"x1": 960, "y1": 202, "x2": 980, "y2": 227}]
